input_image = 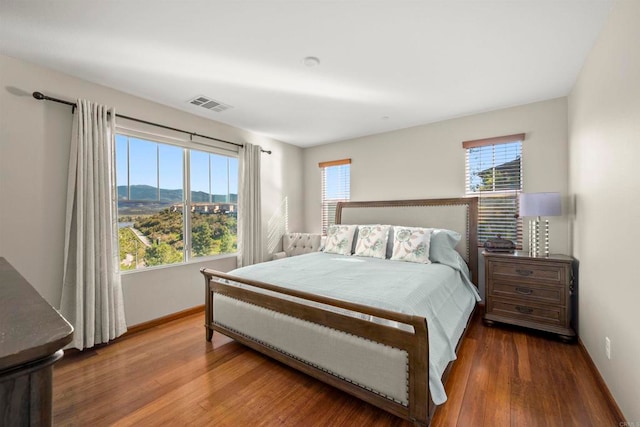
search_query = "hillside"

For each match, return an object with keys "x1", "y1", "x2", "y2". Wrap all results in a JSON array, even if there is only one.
[{"x1": 117, "y1": 185, "x2": 237, "y2": 203}]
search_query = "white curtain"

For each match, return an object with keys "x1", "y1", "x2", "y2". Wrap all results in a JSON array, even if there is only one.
[
  {"x1": 60, "y1": 99, "x2": 127, "y2": 350},
  {"x1": 237, "y1": 142, "x2": 263, "y2": 267}
]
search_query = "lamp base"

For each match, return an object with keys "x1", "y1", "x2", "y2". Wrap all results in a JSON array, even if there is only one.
[{"x1": 528, "y1": 217, "x2": 550, "y2": 257}]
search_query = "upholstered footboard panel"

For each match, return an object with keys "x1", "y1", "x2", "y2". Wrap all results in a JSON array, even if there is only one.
[{"x1": 214, "y1": 293, "x2": 410, "y2": 405}]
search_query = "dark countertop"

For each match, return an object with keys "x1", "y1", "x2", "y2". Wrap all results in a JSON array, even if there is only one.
[{"x1": 0, "y1": 257, "x2": 73, "y2": 372}]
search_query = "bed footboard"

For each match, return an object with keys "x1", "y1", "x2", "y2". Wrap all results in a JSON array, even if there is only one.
[{"x1": 201, "y1": 268, "x2": 431, "y2": 426}]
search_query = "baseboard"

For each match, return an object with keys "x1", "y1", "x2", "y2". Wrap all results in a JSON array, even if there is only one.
[
  {"x1": 124, "y1": 305, "x2": 205, "y2": 337},
  {"x1": 577, "y1": 337, "x2": 627, "y2": 423}
]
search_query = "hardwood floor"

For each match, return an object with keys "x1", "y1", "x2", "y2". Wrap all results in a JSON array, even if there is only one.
[{"x1": 53, "y1": 310, "x2": 622, "y2": 426}]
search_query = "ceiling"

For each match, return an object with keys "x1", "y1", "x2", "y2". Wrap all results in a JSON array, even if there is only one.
[{"x1": 0, "y1": 1, "x2": 612, "y2": 147}]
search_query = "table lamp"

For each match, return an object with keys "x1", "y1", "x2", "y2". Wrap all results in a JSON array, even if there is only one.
[{"x1": 519, "y1": 192, "x2": 561, "y2": 257}]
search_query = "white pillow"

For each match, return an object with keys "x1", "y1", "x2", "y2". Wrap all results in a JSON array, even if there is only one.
[
  {"x1": 390, "y1": 226, "x2": 433, "y2": 264},
  {"x1": 324, "y1": 225, "x2": 357, "y2": 255},
  {"x1": 354, "y1": 225, "x2": 390, "y2": 259}
]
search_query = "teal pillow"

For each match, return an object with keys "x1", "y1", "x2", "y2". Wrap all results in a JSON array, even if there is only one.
[{"x1": 429, "y1": 229, "x2": 461, "y2": 264}]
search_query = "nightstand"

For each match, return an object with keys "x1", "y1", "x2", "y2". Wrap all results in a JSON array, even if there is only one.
[{"x1": 483, "y1": 250, "x2": 576, "y2": 341}]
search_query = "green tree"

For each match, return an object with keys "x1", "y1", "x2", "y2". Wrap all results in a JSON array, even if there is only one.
[
  {"x1": 130, "y1": 209, "x2": 237, "y2": 260},
  {"x1": 118, "y1": 228, "x2": 146, "y2": 270},
  {"x1": 144, "y1": 242, "x2": 182, "y2": 266},
  {"x1": 219, "y1": 232, "x2": 233, "y2": 253},
  {"x1": 476, "y1": 158, "x2": 521, "y2": 192},
  {"x1": 134, "y1": 209, "x2": 184, "y2": 252},
  {"x1": 192, "y1": 222, "x2": 214, "y2": 256}
]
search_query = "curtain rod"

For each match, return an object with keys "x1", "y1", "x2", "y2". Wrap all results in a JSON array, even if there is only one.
[{"x1": 32, "y1": 91, "x2": 272, "y2": 154}]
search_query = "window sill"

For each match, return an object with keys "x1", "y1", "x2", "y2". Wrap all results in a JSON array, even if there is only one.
[{"x1": 119, "y1": 253, "x2": 237, "y2": 276}]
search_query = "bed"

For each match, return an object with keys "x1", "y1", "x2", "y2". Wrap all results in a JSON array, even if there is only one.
[{"x1": 201, "y1": 197, "x2": 479, "y2": 426}]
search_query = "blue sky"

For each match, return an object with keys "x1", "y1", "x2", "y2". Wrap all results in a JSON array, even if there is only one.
[
  {"x1": 115, "y1": 134, "x2": 238, "y2": 197},
  {"x1": 324, "y1": 164, "x2": 350, "y2": 200}
]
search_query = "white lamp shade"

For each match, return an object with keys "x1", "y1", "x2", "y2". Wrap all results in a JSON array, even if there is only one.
[{"x1": 519, "y1": 192, "x2": 561, "y2": 217}]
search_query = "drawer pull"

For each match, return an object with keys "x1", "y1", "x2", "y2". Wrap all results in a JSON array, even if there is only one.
[
  {"x1": 515, "y1": 306, "x2": 534, "y2": 314},
  {"x1": 516, "y1": 269, "x2": 534, "y2": 276},
  {"x1": 515, "y1": 287, "x2": 533, "y2": 295}
]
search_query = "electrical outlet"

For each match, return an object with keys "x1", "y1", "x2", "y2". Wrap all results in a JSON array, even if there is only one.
[{"x1": 605, "y1": 337, "x2": 611, "y2": 360}]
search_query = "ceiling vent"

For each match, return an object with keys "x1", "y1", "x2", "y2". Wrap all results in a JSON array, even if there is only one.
[{"x1": 188, "y1": 95, "x2": 232, "y2": 113}]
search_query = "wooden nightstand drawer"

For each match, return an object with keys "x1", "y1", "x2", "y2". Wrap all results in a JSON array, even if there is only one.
[
  {"x1": 489, "y1": 281, "x2": 565, "y2": 306},
  {"x1": 489, "y1": 260, "x2": 565, "y2": 285},
  {"x1": 487, "y1": 298, "x2": 566, "y2": 327}
]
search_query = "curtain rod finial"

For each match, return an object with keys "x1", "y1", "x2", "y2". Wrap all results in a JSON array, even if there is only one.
[{"x1": 33, "y1": 91, "x2": 45, "y2": 100}]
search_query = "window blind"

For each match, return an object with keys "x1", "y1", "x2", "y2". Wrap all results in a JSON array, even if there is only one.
[
  {"x1": 464, "y1": 135, "x2": 523, "y2": 246},
  {"x1": 319, "y1": 159, "x2": 351, "y2": 235}
]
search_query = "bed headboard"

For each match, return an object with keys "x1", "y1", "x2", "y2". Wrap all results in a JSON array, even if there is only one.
[{"x1": 336, "y1": 197, "x2": 479, "y2": 284}]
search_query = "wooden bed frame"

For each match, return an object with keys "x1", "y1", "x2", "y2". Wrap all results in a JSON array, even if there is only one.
[{"x1": 201, "y1": 197, "x2": 478, "y2": 426}]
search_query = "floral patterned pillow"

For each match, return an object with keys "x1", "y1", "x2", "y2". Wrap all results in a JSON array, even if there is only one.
[
  {"x1": 354, "y1": 225, "x2": 390, "y2": 259},
  {"x1": 324, "y1": 225, "x2": 357, "y2": 255},
  {"x1": 390, "y1": 226, "x2": 433, "y2": 264}
]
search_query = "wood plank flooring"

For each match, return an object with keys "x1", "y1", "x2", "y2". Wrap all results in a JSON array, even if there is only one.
[{"x1": 53, "y1": 310, "x2": 622, "y2": 426}]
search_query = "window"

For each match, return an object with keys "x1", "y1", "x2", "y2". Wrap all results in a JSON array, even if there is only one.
[
  {"x1": 464, "y1": 134, "x2": 523, "y2": 247},
  {"x1": 189, "y1": 149, "x2": 238, "y2": 258},
  {"x1": 115, "y1": 133, "x2": 238, "y2": 271},
  {"x1": 319, "y1": 159, "x2": 351, "y2": 235}
]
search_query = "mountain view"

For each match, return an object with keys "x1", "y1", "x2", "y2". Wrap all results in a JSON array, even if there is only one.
[
  {"x1": 117, "y1": 185, "x2": 238, "y2": 215},
  {"x1": 118, "y1": 184, "x2": 237, "y2": 203}
]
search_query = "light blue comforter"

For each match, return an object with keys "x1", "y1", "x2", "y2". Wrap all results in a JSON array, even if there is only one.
[{"x1": 228, "y1": 251, "x2": 480, "y2": 404}]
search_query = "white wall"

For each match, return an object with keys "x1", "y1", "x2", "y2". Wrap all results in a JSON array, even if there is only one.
[
  {"x1": 568, "y1": 0, "x2": 640, "y2": 421},
  {"x1": 0, "y1": 54, "x2": 304, "y2": 326},
  {"x1": 303, "y1": 98, "x2": 570, "y2": 299}
]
